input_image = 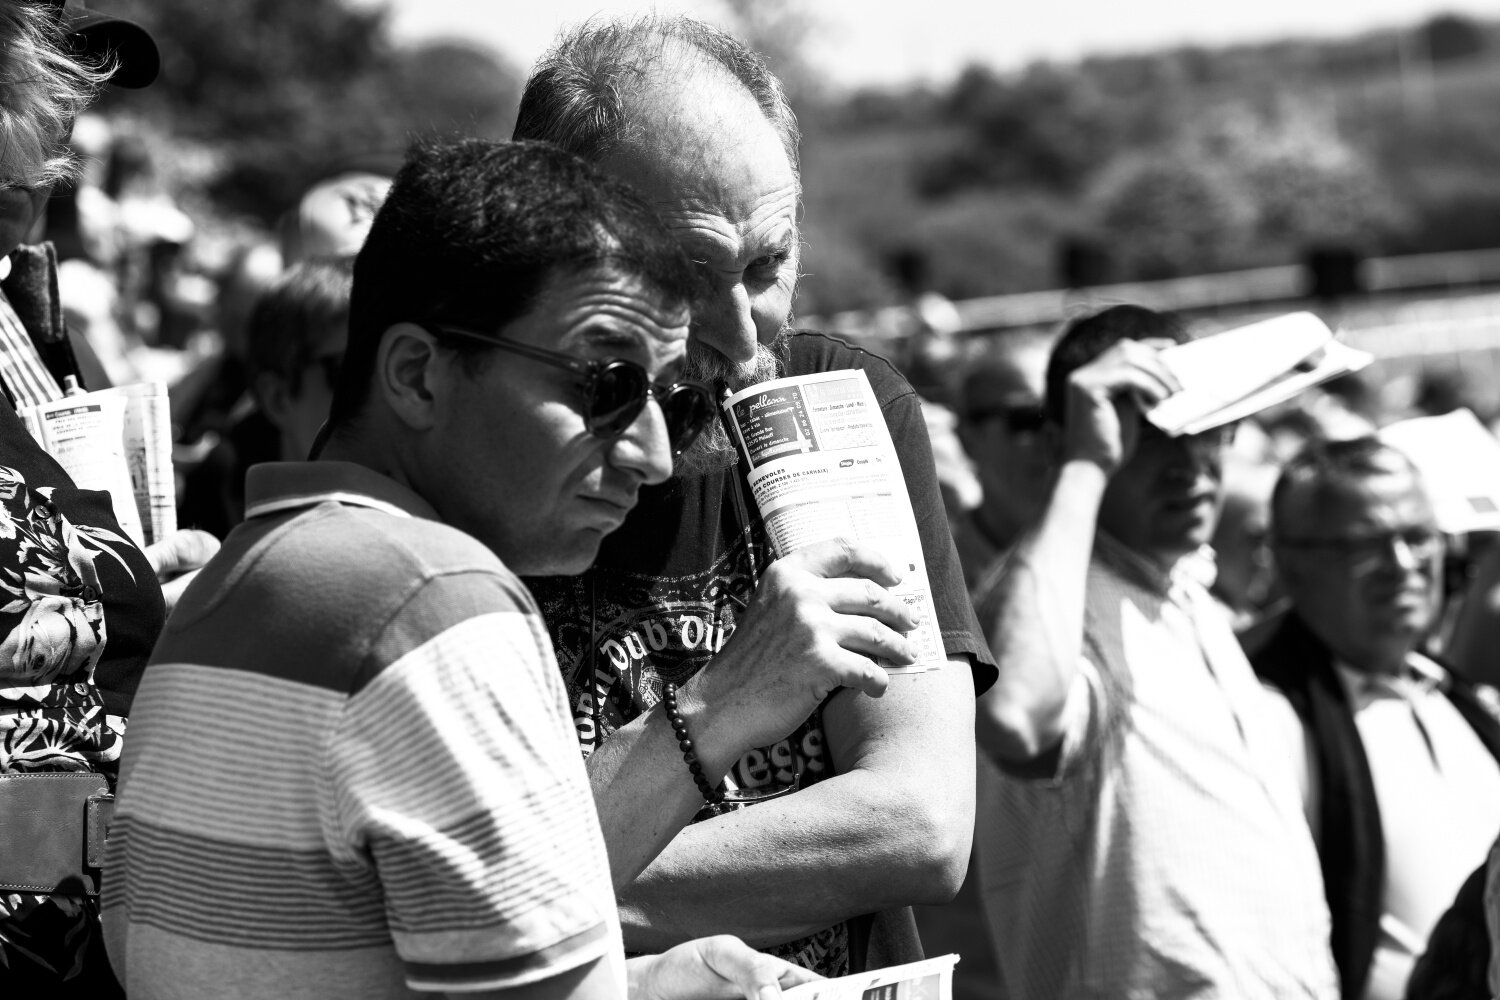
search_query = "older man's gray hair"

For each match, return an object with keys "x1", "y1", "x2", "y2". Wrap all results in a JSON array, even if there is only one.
[{"x1": 512, "y1": 14, "x2": 801, "y2": 179}]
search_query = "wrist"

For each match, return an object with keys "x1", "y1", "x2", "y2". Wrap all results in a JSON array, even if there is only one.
[
  {"x1": 675, "y1": 673, "x2": 746, "y2": 776},
  {"x1": 1056, "y1": 457, "x2": 1110, "y2": 496}
]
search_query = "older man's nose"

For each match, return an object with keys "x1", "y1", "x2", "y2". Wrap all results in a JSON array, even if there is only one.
[{"x1": 692, "y1": 281, "x2": 758, "y2": 365}]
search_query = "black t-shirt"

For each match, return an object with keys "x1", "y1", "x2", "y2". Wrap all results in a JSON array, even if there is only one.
[{"x1": 525, "y1": 331, "x2": 994, "y2": 975}]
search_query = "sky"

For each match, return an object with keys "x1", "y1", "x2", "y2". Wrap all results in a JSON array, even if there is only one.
[{"x1": 360, "y1": 0, "x2": 1500, "y2": 90}]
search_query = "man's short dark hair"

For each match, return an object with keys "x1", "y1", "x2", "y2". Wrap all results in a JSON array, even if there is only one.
[
  {"x1": 246, "y1": 256, "x2": 353, "y2": 397},
  {"x1": 1270, "y1": 436, "x2": 1422, "y2": 541},
  {"x1": 329, "y1": 138, "x2": 698, "y2": 428},
  {"x1": 1044, "y1": 304, "x2": 1190, "y2": 426},
  {"x1": 512, "y1": 14, "x2": 800, "y2": 178}
]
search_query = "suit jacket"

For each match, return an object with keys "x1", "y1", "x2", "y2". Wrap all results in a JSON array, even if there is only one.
[{"x1": 1251, "y1": 613, "x2": 1500, "y2": 1000}]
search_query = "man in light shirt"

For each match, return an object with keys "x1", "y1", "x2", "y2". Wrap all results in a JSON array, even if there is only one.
[
  {"x1": 976, "y1": 303, "x2": 1338, "y2": 999},
  {"x1": 1256, "y1": 436, "x2": 1500, "y2": 1000}
]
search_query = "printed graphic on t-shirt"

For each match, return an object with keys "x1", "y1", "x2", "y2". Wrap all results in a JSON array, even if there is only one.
[{"x1": 528, "y1": 519, "x2": 847, "y2": 976}]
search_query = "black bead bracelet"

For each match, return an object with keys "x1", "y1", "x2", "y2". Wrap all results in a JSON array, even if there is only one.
[{"x1": 661, "y1": 682, "x2": 723, "y2": 806}]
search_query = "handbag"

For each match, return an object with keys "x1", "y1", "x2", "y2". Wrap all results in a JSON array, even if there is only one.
[{"x1": 0, "y1": 771, "x2": 114, "y2": 896}]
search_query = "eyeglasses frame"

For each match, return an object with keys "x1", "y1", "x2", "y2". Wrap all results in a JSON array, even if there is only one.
[{"x1": 424, "y1": 323, "x2": 715, "y2": 455}]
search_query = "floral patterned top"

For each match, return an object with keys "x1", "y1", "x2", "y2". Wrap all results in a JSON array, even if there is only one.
[{"x1": 0, "y1": 291, "x2": 165, "y2": 985}]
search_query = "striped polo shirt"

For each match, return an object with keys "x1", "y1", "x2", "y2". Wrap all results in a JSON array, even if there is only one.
[{"x1": 102, "y1": 461, "x2": 622, "y2": 998}]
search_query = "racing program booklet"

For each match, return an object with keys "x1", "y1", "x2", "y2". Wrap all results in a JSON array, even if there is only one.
[
  {"x1": 21, "y1": 380, "x2": 176, "y2": 547},
  {"x1": 785, "y1": 954, "x2": 959, "y2": 1000},
  {"x1": 722, "y1": 369, "x2": 947, "y2": 673}
]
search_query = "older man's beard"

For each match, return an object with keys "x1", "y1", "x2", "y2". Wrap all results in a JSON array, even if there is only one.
[{"x1": 675, "y1": 326, "x2": 791, "y2": 475}]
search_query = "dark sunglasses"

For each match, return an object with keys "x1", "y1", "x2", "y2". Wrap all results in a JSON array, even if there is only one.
[
  {"x1": 967, "y1": 404, "x2": 1048, "y2": 435},
  {"x1": 428, "y1": 325, "x2": 716, "y2": 455}
]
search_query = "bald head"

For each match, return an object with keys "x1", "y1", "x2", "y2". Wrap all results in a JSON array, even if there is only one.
[
  {"x1": 514, "y1": 15, "x2": 805, "y2": 474},
  {"x1": 514, "y1": 14, "x2": 800, "y2": 181}
]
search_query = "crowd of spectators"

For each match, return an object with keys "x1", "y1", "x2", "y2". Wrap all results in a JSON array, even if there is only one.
[{"x1": 8, "y1": 2, "x2": 1500, "y2": 1000}]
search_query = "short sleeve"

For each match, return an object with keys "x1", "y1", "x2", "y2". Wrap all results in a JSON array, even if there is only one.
[
  {"x1": 325, "y1": 571, "x2": 617, "y2": 994},
  {"x1": 880, "y1": 386, "x2": 997, "y2": 690}
]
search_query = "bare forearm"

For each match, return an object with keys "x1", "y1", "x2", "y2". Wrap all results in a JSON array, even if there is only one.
[
  {"x1": 618, "y1": 667, "x2": 976, "y2": 952},
  {"x1": 617, "y1": 768, "x2": 960, "y2": 951},
  {"x1": 979, "y1": 460, "x2": 1106, "y2": 762},
  {"x1": 588, "y1": 704, "x2": 739, "y2": 888}
]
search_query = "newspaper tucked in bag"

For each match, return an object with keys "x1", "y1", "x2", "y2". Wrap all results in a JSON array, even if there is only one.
[{"x1": 722, "y1": 369, "x2": 946, "y2": 673}]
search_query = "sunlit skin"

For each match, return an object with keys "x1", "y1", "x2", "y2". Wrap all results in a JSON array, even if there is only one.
[
  {"x1": 415, "y1": 266, "x2": 692, "y2": 577},
  {"x1": 599, "y1": 78, "x2": 800, "y2": 391},
  {"x1": 1275, "y1": 469, "x2": 1442, "y2": 677}
]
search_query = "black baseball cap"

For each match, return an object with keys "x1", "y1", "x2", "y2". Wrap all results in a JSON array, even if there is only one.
[{"x1": 46, "y1": 0, "x2": 160, "y2": 88}]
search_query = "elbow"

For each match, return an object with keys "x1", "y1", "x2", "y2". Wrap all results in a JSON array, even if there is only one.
[{"x1": 900, "y1": 788, "x2": 973, "y2": 905}]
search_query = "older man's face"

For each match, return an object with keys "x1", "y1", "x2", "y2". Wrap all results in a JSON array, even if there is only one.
[
  {"x1": 600, "y1": 86, "x2": 799, "y2": 393},
  {"x1": 1275, "y1": 468, "x2": 1442, "y2": 675}
]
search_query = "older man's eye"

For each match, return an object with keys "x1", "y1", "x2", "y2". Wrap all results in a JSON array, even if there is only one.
[{"x1": 748, "y1": 250, "x2": 791, "y2": 278}]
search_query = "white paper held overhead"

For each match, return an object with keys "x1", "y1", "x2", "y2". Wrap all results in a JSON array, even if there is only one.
[{"x1": 1146, "y1": 311, "x2": 1373, "y2": 437}]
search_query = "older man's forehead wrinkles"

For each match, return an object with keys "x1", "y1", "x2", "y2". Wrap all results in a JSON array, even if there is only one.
[{"x1": 659, "y1": 207, "x2": 798, "y2": 270}]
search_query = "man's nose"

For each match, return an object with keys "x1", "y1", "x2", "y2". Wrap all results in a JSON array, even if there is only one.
[
  {"x1": 611, "y1": 397, "x2": 676, "y2": 487},
  {"x1": 692, "y1": 280, "x2": 758, "y2": 366}
]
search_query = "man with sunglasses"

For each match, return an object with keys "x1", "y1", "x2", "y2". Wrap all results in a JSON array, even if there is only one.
[
  {"x1": 102, "y1": 139, "x2": 837, "y2": 1000},
  {"x1": 974, "y1": 304, "x2": 1338, "y2": 999},
  {"x1": 952, "y1": 332, "x2": 1055, "y2": 592},
  {"x1": 1255, "y1": 437, "x2": 1500, "y2": 1000}
]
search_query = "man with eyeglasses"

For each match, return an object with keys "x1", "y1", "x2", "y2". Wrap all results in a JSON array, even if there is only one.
[
  {"x1": 974, "y1": 304, "x2": 1338, "y2": 999},
  {"x1": 1254, "y1": 436, "x2": 1500, "y2": 1000},
  {"x1": 101, "y1": 139, "x2": 849, "y2": 1000}
]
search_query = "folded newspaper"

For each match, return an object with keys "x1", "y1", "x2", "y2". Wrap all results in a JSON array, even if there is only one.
[
  {"x1": 1381, "y1": 408, "x2": 1500, "y2": 535},
  {"x1": 1146, "y1": 311, "x2": 1373, "y2": 437},
  {"x1": 20, "y1": 380, "x2": 176, "y2": 547},
  {"x1": 722, "y1": 369, "x2": 947, "y2": 673},
  {"x1": 785, "y1": 954, "x2": 959, "y2": 1000}
]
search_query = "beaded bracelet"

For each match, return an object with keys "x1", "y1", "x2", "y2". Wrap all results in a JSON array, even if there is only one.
[{"x1": 661, "y1": 682, "x2": 723, "y2": 806}]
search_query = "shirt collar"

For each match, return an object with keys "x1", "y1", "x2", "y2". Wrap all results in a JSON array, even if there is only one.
[
  {"x1": 1335, "y1": 652, "x2": 1444, "y2": 705},
  {"x1": 1094, "y1": 530, "x2": 1218, "y2": 598},
  {"x1": 243, "y1": 461, "x2": 440, "y2": 523}
]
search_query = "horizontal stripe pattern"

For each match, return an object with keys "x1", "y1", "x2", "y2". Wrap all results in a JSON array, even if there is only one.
[
  {"x1": 116, "y1": 664, "x2": 340, "y2": 846},
  {"x1": 106, "y1": 491, "x2": 618, "y2": 997},
  {"x1": 104, "y1": 815, "x2": 388, "y2": 949},
  {"x1": 330, "y1": 614, "x2": 611, "y2": 951}
]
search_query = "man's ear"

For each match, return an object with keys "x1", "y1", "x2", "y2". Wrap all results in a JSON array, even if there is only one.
[
  {"x1": 377, "y1": 323, "x2": 444, "y2": 431},
  {"x1": 255, "y1": 371, "x2": 293, "y2": 432}
]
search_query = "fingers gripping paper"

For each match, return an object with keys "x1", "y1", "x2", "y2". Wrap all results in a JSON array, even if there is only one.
[{"x1": 722, "y1": 369, "x2": 946, "y2": 673}]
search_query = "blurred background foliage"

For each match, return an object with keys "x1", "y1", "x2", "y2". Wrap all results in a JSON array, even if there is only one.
[{"x1": 92, "y1": 0, "x2": 1500, "y2": 315}]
